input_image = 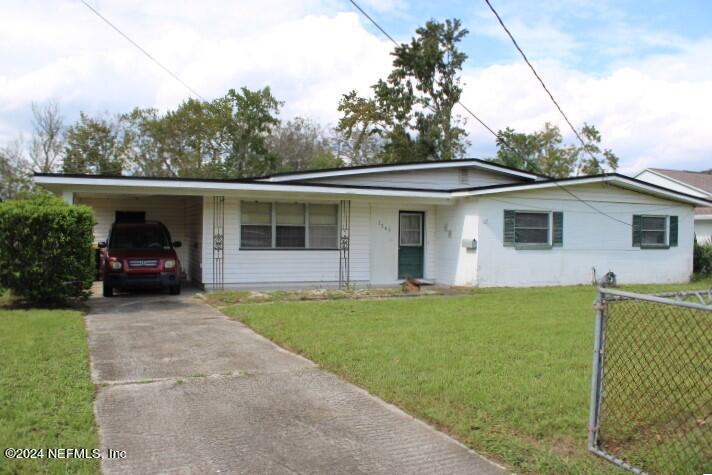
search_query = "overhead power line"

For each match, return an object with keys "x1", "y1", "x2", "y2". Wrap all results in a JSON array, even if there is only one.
[
  {"x1": 482, "y1": 0, "x2": 601, "y2": 165},
  {"x1": 79, "y1": 0, "x2": 205, "y2": 101},
  {"x1": 348, "y1": 0, "x2": 497, "y2": 139},
  {"x1": 347, "y1": 0, "x2": 631, "y2": 227}
]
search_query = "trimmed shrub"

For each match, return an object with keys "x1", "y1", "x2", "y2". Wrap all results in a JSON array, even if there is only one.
[
  {"x1": 0, "y1": 195, "x2": 95, "y2": 303},
  {"x1": 693, "y1": 237, "x2": 712, "y2": 277}
]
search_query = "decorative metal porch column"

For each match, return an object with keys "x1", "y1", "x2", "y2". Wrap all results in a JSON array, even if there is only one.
[
  {"x1": 212, "y1": 196, "x2": 225, "y2": 290},
  {"x1": 338, "y1": 200, "x2": 351, "y2": 289}
]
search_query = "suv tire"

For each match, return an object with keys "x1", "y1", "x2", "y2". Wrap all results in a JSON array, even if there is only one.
[
  {"x1": 103, "y1": 282, "x2": 114, "y2": 297},
  {"x1": 169, "y1": 285, "x2": 181, "y2": 295}
]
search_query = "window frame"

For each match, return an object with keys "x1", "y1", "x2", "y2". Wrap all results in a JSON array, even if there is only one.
[
  {"x1": 240, "y1": 201, "x2": 340, "y2": 250},
  {"x1": 514, "y1": 210, "x2": 552, "y2": 248},
  {"x1": 399, "y1": 212, "x2": 424, "y2": 247},
  {"x1": 639, "y1": 214, "x2": 669, "y2": 249}
]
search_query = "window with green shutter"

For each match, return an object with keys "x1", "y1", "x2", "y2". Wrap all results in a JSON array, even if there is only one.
[
  {"x1": 631, "y1": 214, "x2": 678, "y2": 249},
  {"x1": 503, "y1": 210, "x2": 563, "y2": 249}
]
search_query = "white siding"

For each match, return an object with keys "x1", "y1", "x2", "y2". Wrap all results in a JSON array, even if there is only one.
[
  {"x1": 636, "y1": 170, "x2": 709, "y2": 198},
  {"x1": 304, "y1": 167, "x2": 524, "y2": 190},
  {"x1": 475, "y1": 184, "x2": 695, "y2": 287},
  {"x1": 201, "y1": 197, "x2": 370, "y2": 288},
  {"x1": 434, "y1": 199, "x2": 478, "y2": 286},
  {"x1": 75, "y1": 195, "x2": 203, "y2": 283},
  {"x1": 369, "y1": 204, "x2": 436, "y2": 284},
  {"x1": 200, "y1": 198, "x2": 439, "y2": 288},
  {"x1": 696, "y1": 219, "x2": 712, "y2": 243}
]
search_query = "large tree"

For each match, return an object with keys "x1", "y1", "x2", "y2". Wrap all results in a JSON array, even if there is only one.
[
  {"x1": 121, "y1": 87, "x2": 282, "y2": 179},
  {"x1": 63, "y1": 113, "x2": 128, "y2": 175},
  {"x1": 267, "y1": 117, "x2": 341, "y2": 172},
  {"x1": 0, "y1": 140, "x2": 32, "y2": 200},
  {"x1": 338, "y1": 19, "x2": 469, "y2": 163},
  {"x1": 493, "y1": 122, "x2": 619, "y2": 178},
  {"x1": 29, "y1": 101, "x2": 64, "y2": 172}
]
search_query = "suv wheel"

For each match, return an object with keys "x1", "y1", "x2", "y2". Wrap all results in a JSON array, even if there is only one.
[
  {"x1": 169, "y1": 285, "x2": 181, "y2": 295},
  {"x1": 103, "y1": 282, "x2": 114, "y2": 297}
]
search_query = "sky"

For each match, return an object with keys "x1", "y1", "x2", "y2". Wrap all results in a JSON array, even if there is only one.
[{"x1": 1, "y1": 0, "x2": 711, "y2": 174}]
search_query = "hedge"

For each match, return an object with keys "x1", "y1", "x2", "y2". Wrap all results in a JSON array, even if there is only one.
[
  {"x1": 693, "y1": 237, "x2": 712, "y2": 277},
  {"x1": 0, "y1": 195, "x2": 95, "y2": 303}
]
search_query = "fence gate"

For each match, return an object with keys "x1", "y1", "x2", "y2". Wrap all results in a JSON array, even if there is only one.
[{"x1": 589, "y1": 288, "x2": 712, "y2": 474}]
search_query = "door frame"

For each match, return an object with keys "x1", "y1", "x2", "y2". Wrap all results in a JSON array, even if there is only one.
[{"x1": 398, "y1": 210, "x2": 425, "y2": 279}]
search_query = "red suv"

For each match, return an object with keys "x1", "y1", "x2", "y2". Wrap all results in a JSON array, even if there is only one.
[{"x1": 99, "y1": 221, "x2": 181, "y2": 297}]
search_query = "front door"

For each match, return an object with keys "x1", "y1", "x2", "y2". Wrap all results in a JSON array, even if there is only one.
[{"x1": 398, "y1": 211, "x2": 424, "y2": 279}]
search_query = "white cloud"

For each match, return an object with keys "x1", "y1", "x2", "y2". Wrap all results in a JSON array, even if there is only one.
[
  {"x1": 460, "y1": 49, "x2": 712, "y2": 173},
  {"x1": 1, "y1": 0, "x2": 711, "y2": 174}
]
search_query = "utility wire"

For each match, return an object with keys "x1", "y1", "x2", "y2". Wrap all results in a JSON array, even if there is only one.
[
  {"x1": 347, "y1": 0, "x2": 631, "y2": 227},
  {"x1": 482, "y1": 0, "x2": 600, "y2": 165},
  {"x1": 481, "y1": 0, "x2": 630, "y2": 226},
  {"x1": 79, "y1": 0, "x2": 206, "y2": 101},
  {"x1": 348, "y1": 0, "x2": 496, "y2": 139}
]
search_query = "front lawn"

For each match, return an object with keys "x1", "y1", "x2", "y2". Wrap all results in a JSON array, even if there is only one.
[
  {"x1": 219, "y1": 280, "x2": 711, "y2": 474},
  {"x1": 0, "y1": 308, "x2": 99, "y2": 474}
]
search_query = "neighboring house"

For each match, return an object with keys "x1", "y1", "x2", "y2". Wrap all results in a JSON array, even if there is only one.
[
  {"x1": 636, "y1": 168, "x2": 712, "y2": 242},
  {"x1": 34, "y1": 159, "x2": 712, "y2": 288}
]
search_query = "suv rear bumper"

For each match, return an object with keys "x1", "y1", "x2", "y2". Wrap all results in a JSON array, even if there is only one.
[{"x1": 105, "y1": 271, "x2": 179, "y2": 289}]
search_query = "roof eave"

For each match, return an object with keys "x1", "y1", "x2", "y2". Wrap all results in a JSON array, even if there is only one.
[
  {"x1": 451, "y1": 174, "x2": 712, "y2": 207},
  {"x1": 259, "y1": 158, "x2": 543, "y2": 182},
  {"x1": 32, "y1": 174, "x2": 453, "y2": 202}
]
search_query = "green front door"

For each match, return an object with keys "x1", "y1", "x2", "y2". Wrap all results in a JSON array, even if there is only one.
[{"x1": 398, "y1": 211, "x2": 424, "y2": 279}]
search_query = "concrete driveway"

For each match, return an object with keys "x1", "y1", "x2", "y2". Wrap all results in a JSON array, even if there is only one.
[{"x1": 88, "y1": 288, "x2": 505, "y2": 474}]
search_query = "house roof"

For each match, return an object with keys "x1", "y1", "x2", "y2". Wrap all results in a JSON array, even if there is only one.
[
  {"x1": 33, "y1": 172, "x2": 712, "y2": 208},
  {"x1": 254, "y1": 158, "x2": 546, "y2": 182},
  {"x1": 645, "y1": 168, "x2": 712, "y2": 196}
]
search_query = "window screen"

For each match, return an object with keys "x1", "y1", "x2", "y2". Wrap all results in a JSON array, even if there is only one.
[
  {"x1": 276, "y1": 203, "x2": 305, "y2": 248},
  {"x1": 399, "y1": 213, "x2": 423, "y2": 246},
  {"x1": 309, "y1": 204, "x2": 338, "y2": 248},
  {"x1": 641, "y1": 216, "x2": 667, "y2": 246},
  {"x1": 241, "y1": 202, "x2": 272, "y2": 248},
  {"x1": 515, "y1": 212, "x2": 549, "y2": 245}
]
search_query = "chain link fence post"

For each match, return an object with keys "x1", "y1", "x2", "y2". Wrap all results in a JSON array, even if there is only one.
[{"x1": 589, "y1": 287, "x2": 711, "y2": 474}]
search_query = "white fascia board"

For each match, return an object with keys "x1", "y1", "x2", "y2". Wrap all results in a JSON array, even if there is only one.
[
  {"x1": 636, "y1": 169, "x2": 711, "y2": 198},
  {"x1": 33, "y1": 175, "x2": 452, "y2": 202},
  {"x1": 695, "y1": 214, "x2": 712, "y2": 220},
  {"x1": 451, "y1": 175, "x2": 712, "y2": 207},
  {"x1": 262, "y1": 160, "x2": 540, "y2": 182}
]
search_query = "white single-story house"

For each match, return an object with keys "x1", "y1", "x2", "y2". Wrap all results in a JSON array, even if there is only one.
[
  {"x1": 635, "y1": 168, "x2": 712, "y2": 242},
  {"x1": 34, "y1": 159, "x2": 712, "y2": 289}
]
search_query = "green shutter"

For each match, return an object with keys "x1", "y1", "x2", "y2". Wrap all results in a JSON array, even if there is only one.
[
  {"x1": 669, "y1": 216, "x2": 678, "y2": 247},
  {"x1": 632, "y1": 215, "x2": 642, "y2": 247},
  {"x1": 552, "y1": 212, "x2": 563, "y2": 247},
  {"x1": 503, "y1": 210, "x2": 515, "y2": 246}
]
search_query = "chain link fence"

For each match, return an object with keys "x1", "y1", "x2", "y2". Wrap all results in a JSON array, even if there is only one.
[{"x1": 589, "y1": 287, "x2": 712, "y2": 474}]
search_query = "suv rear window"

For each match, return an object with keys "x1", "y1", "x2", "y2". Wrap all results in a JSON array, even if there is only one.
[{"x1": 109, "y1": 224, "x2": 172, "y2": 250}]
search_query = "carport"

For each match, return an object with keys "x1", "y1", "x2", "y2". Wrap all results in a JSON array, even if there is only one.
[{"x1": 74, "y1": 193, "x2": 204, "y2": 286}]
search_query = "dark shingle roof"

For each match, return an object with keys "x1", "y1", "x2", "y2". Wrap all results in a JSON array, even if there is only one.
[{"x1": 649, "y1": 168, "x2": 712, "y2": 195}]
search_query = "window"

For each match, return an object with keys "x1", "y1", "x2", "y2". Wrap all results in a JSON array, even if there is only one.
[
  {"x1": 399, "y1": 213, "x2": 423, "y2": 246},
  {"x1": 633, "y1": 215, "x2": 677, "y2": 248},
  {"x1": 309, "y1": 204, "x2": 338, "y2": 248},
  {"x1": 240, "y1": 201, "x2": 339, "y2": 249},
  {"x1": 276, "y1": 203, "x2": 305, "y2": 248},
  {"x1": 503, "y1": 210, "x2": 563, "y2": 248},
  {"x1": 241, "y1": 202, "x2": 272, "y2": 248},
  {"x1": 515, "y1": 212, "x2": 549, "y2": 245},
  {"x1": 641, "y1": 216, "x2": 666, "y2": 246}
]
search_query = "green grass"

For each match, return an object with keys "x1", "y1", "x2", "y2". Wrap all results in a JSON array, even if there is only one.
[
  {"x1": 220, "y1": 279, "x2": 711, "y2": 474},
  {"x1": 0, "y1": 308, "x2": 99, "y2": 474}
]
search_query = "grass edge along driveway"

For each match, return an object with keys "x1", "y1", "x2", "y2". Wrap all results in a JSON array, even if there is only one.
[
  {"x1": 0, "y1": 307, "x2": 99, "y2": 475},
  {"x1": 218, "y1": 280, "x2": 711, "y2": 474}
]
